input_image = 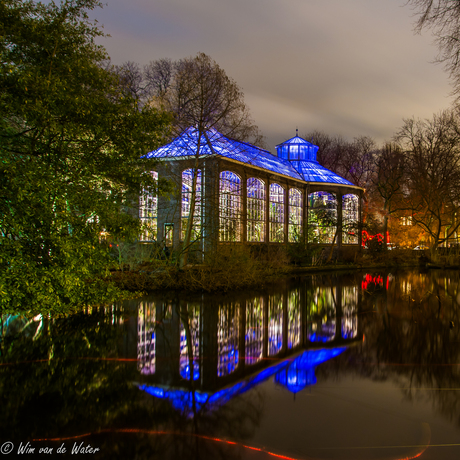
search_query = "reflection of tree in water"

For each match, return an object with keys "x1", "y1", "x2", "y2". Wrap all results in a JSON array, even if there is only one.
[
  {"x1": 159, "y1": 391, "x2": 264, "y2": 460},
  {"x1": 351, "y1": 270, "x2": 460, "y2": 427},
  {"x1": 0, "y1": 307, "x2": 175, "y2": 457},
  {"x1": 0, "y1": 304, "x2": 264, "y2": 460}
]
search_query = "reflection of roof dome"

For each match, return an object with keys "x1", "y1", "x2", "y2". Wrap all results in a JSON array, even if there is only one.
[
  {"x1": 274, "y1": 348, "x2": 346, "y2": 394},
  {"x1": 275, "y1": 362, "x2": 316, "y2": 394}
]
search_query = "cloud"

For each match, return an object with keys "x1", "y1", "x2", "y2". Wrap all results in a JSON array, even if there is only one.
[{"x1": 96, "y1": 0, "x2": 454, "y2": 148}]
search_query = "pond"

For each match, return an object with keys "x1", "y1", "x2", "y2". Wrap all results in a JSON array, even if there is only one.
[{"x1": 1, "y1": 269, "x2": 460, "y2": 459}]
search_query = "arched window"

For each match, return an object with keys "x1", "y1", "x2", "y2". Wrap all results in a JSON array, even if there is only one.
[
  {"x1": 269, "y1": 183, "x2": 285, "y2": 242},
  {"x1": 288, "y1": 188, "x2": 302, "y2": 242},
  {"x1": 342, "y1": 194, "x2": 359, "y2": 244},
  {"x1": 139, "y1": 171, "x2": 158, "y2": 241},
  {"x1": 307, "y1": 191, "x2": 337, "y2": 244},
  {"x1": 219, "y1": 171, "x2": 242, "y2": 242},
  {"x1": 181, "y1": 169, "x2": 202, "y2": 241},
  {"x1": 247, "y1": 178, "x2": 265, "y2": 242}
]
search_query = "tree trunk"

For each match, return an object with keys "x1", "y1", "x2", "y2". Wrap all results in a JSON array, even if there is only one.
[
  {"x1": 179, "y1": 135, "x2": 202, "y2": 269},
  {"x1": 326, "y1": 227, "x2": 339, "y2": 263}
]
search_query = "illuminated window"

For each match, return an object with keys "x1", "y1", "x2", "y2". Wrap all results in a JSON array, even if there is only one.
[
  {"x1": 269, "y1": 183, "x2": 285, "y2": 242},
  {"x1": 290, "y1": 145, "x2": 299, "y2": 160},
  {"x1": 245, "y1": 296, "x2": 264, "y2": 365},
  {"x1": 219, "y1": 171, "x2": 242, "y2": 242},
  {"x1": 401, "y1": 216, "x2": 413, "y2": 226},
  {"x1": 268, "y1": 293, "x2": 283, "y2": 356},
  {"x1": 139, "y1": 171, "x2": 158, "y2": 241},
  {"x1": 288, "y1": 188, "x2": 302, "y2": 242},
  {"x1": 308, "y1": 192, "x2": 337, "y2": 244},
  {"x1": 218, "y1": 303, "x2": 239, "y2": 377},
  {"x1": 247, "y1": 178, "x2": 266, "y2": 242},
  {"x1": 181, "y1": 169, "x2": 202, "y2": 241},
  {"x1": 342, "y1": 194, "x2": 359, "y2": 244},
  {"x1": 137, "y1": 301, "x2": 156, "y2": 375}
]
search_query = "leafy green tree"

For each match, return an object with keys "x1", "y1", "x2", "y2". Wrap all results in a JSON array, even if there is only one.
[{"x1": 0, "y1": 0, "x2": 170, "y2": 313}]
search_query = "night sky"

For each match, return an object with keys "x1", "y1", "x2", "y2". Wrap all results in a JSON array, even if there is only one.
[{"x1": 92, "y1": 0, "x2": 454, "y2": 152}]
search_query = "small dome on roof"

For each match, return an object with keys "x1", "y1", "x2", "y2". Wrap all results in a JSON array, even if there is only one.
[{"x1": 276, "y1": 135, "x2": 319, "y2": 162}]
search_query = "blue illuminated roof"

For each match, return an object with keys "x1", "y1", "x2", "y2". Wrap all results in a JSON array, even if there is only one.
[
  {"x1": 298, "y1": 161, "x2": 352, "y2": 185},
  {"x1": 275, "y1": 135, "x2": 319, "y2": 162},
  {"x1": 145, "y1": 128, "x2": 356, "y2": 187},
  {"x1": 277, "y1": 135, "x2": 313, "y2": 145}
]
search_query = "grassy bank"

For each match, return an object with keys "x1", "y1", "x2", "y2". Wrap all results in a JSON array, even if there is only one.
[
  {"x1": 106, "y1": 244, "x2": 430, "y2": 293},
  {"x1": 108, "y1": 245, "x2": 289, "y2": 292}
]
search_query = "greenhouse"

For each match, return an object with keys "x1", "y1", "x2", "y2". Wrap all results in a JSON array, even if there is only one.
[{"x1": 140, "y1": 128, "x2": 364, "y2": 249}]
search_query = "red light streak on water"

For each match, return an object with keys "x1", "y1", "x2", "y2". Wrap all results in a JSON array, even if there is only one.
[
  {"x1": 31, "y1": 429, "x2": 304, "y2": 459},
  {"x1": 30, "y1": 428, "x2": 433, "y2": 460}
]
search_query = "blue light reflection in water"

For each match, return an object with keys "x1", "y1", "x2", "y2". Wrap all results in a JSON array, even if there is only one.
[
  {"x1": 275, "y1": 348, "x2": 346, "y2": 394},
  {"x1": 139, "y1": 347, "x2": 346, "y2": 412},
  {"x1": 179, "y1": 361, "x2": 200, "y2": 381}
]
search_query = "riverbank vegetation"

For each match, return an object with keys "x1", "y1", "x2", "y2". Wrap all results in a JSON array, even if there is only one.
[{"x1": 105, "y1": 242, "x2": 432, "y2": 293}]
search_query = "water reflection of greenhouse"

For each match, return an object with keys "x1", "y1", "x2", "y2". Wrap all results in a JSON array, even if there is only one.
[
  {"x1": 141, "y1": 129, "x2": 364, "y2": 250},
  {"x1": 136, "y1": 276, "x2": 361, "y2": 398}
]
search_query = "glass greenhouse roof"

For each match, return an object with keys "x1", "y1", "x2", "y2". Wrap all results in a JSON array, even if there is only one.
[
  {"x1": 145, "y1": 128, "x2": 355, "y2": 186},
  {"x1": 295, "y1": 161, "x2": 354, "y2": 185}
]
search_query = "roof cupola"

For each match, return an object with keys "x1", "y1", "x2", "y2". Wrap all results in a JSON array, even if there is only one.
[{"x1": 275, "y1": 134, "x2": 319, "y2": 162}]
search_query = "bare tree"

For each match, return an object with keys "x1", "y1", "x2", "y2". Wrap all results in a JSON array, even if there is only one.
[
  {"x1": 306, "y1": 130, "x2": 346, "y2": 173},
  {"x1": 408, "y1": 0, "x2": 460, "y2": 97},
  {"x1": 113, "y1": 61, "x2": 146, "y2": 102},
  {"x1": 115, "y1": 53, "x2": 264, "y2": 267},
  {"x1": 343, "y1": 136, "x2": 376, "y2": 190},
  {"x1": 395, "y1": 109, "x2": 460, "y2": 256},
  {"x1": 116, "y1": 54, "x2": 265, "y2": 147},
  {"x1": 371, "y1": 143, "x2": 406, "y2": 247},
  {"x1": 144, "y1": 58, "x2": 174, "y2": 101},
  {"x1": 164, "y1": 53, "x2": 264, "y2": 267},
  {"x1": 306, "y1": 131, "x2": 376, "y2": 190}
]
